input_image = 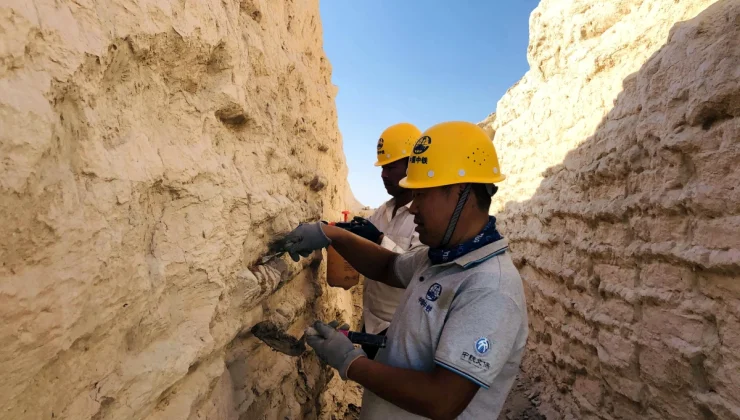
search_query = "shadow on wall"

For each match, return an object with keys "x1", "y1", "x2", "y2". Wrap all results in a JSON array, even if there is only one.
[{"x1": 500, "y1": 1, "x2": 740, "y2": 419}]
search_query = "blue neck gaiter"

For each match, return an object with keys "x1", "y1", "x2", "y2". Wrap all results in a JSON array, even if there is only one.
[{"x1": 428, "y1": 216, "x2": 503, "y2": 265}]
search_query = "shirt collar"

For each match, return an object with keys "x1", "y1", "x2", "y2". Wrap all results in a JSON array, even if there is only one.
[
  {"x1": 432, "y1": 238, "x2": 509, "y2": 268},
  {"x1": 384, "y1": 198, "x2": 412, "y2": 215}
]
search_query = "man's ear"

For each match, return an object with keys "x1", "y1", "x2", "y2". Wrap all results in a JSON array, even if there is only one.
[{"x1": 441, "y1": 184, "x2": 465, "y2": 198}]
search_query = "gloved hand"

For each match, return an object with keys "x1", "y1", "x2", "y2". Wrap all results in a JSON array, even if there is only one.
[
  {"x1": 305, "y1": 320, "x2": 367, "y2": 380},
  {"x1": 284, "y1": 222, "x2": 331, "y2": 262},
  {"x1": 327, "y1": 320, "x2": 350, "y2": 330},
  {"x1": 347, "y1": 216, "x2": 383, "y2": 244}
]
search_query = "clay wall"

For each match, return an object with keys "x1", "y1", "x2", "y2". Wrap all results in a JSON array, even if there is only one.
[
  {"x1": 479, "y1": 1, "x2": 740, "y2": 418},
  {"x1": 0, "y1": 1, "x2": 361, "y2": 418}
]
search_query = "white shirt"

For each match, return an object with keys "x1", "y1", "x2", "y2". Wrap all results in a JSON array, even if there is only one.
[
  {"x1": 360, "y1": 239, "x2": 529, "y2": 419},
  {"x1": 363, "y1": 198, "x2": 422, "y2": 334}
]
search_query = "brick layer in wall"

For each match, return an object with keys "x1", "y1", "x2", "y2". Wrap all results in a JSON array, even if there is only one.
[{"x1": 486, "y1": 1, "x2": 740, "y2": 419}]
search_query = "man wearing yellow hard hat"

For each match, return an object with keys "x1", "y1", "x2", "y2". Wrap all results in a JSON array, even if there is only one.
[
  {"x1": 284, "y1": 121, "x2": 528, "y2": 419},
  {"x1": 334, "y1": 122, "x2": 424, "y2": 360}
]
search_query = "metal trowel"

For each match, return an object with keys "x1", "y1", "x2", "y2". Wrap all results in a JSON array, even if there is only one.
[
  {"x1": 257, "y1": 220, "x2": 359, "y2": 265},
  {"x1": 251, "y1": 320, "x2": 387, "y2": 356},
  {"x1": 259, "y1": 252, "x2": 285, "y2": 265},
  {"x1": 250, "y1": 321, "x2": 310, "y2": 356},
  {"x1": 257, "y1": 233, "x2": 302, "y2": 265}
]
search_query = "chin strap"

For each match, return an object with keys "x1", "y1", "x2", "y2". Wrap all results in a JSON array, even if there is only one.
[{"x1": 440, "y1": 184, "x2": 472, "y2": 248}]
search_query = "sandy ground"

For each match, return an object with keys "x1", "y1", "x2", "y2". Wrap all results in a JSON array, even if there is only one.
[
  {"x1": 498, "y1": 365, "x2": 547, "y2": 420},
  {"x1": 330, "y1": 365, "x2": 547, "y2": 420}
]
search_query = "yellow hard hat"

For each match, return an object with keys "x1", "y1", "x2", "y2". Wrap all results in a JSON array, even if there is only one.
[
  {"x1": 399, "y1": 121, "x2": 505, "y2": 189},
  {"x1": 374, "y1": 122, "x2": 422, "y2": 166}
]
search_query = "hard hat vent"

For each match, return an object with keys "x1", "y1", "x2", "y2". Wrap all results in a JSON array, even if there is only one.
[{"x1": 466, "y1": 146, "x2": 491, "y2": 166}]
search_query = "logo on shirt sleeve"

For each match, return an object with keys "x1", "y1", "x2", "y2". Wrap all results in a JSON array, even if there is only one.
[
  {"x1": 475, "y1": 337, "x2": 491, "y2": 355},
  {"x1": 426, "y1": 283, "x2": 442, "y2": 301},
  {"x1": 461, "y1": 351, "x2": 491, "y2": 371}
]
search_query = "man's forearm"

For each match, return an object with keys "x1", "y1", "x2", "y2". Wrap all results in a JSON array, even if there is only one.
[
  {"x1": 347, "y1": 358, "x2": 471, "y2": 420},
  {"x1": 323, "y1": 225, "x2": 401, "y2": 287}
]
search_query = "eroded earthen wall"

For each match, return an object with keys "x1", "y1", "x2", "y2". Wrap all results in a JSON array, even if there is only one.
[
  {"x1": 480, "y1": 1, "x2": 740, "y2": 418},
  {"x1": 0, "y1": 1, "x2": 361, "y2": 419}
]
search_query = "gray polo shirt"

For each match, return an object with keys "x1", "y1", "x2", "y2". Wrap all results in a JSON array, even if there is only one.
[{"x1": 359, "y1": 239, "x2": 528, "y2": 420}]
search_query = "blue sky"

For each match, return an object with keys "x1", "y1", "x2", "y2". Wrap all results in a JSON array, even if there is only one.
[{"x1": 319, "y1": 0, "x2": 539, "y2": 208}]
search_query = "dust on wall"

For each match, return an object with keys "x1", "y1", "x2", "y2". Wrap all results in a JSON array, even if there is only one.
[
  {"x1": 480, "y1": 0, "x2": 740, "y2": 419},
  {"x1": 0, "y1": 0, "x2": 362, "y2": 419}
]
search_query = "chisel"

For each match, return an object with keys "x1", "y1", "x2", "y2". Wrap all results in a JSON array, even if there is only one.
[{"x1": 252, "y1": 321, "x2": 387, "y2": 357}]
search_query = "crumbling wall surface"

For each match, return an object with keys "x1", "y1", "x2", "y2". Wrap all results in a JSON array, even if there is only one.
[
  {"x1": 0, "y1": 0, "x2": 360, "y2": 419},
  {"x1": 486, "y1": 0, "x2": 740, "y2": 419}
]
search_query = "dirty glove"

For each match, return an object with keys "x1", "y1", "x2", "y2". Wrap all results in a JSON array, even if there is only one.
[
  {"x1": 284, "y1": 222, "x2": 331, "y2": 262},
  {"x1": 347, "y1": 217, "x2": 383, "y2": 244},
  {"x1": 305, "y1": 320, "x2": 366, "y2": 380},
  {"x1": 327, "y1": 320, "x2": 350, "y2": 330},
  {"x1": 304, "y1": 320, "x2": 349, "y2": 337}
]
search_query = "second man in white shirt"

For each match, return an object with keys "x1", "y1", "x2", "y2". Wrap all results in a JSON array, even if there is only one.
[{"x1": 335, "y1": 122, "x2": 423, "y2": 359}]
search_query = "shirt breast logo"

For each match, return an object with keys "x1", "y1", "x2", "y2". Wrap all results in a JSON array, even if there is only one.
[
  {"x1": 425, "y1": 283, "x2": 442, "y2": 302},
  {"x1": 475, "y1": 337, "x2": 491, "y2": 355}
]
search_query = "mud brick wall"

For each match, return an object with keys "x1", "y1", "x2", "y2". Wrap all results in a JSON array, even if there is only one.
[
  {"x1": 479, "y1": 1, "x2": 740, "y2": 419},
  {"x1": 0, "y1": 1, "x2": 362, "y2": 419}
]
